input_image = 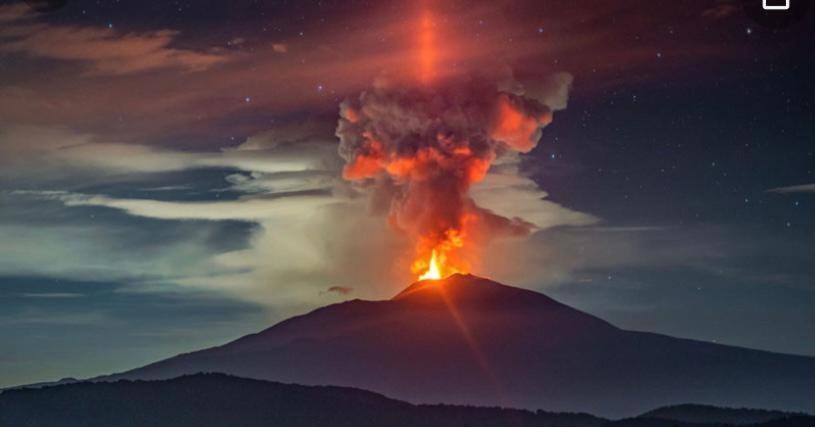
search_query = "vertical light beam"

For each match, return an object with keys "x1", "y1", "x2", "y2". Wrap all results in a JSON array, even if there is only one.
[{"x1": 419, "y1": 9, "x2": 436, "y2": 84}]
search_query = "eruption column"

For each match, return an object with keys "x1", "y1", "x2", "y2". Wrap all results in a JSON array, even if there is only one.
[{"x1": 337, "y1": 9, "x2": 568, "y2": 280}]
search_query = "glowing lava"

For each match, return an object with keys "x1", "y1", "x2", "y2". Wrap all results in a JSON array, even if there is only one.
[
  {"x1": 411, "y1": 227, "x2": 469, "y2": 281},
  {"x1": 418, "y1": 249, "x2": 443, "y2": 280}
]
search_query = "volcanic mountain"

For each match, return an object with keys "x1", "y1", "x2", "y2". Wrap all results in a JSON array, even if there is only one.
[{"x1": 102, "y1": 274, "x2": 815, "y2": 418}]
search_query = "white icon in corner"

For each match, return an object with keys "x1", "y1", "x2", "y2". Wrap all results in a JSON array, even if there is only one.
[{"x1": 763, "y1": 0, "x2": 790, "y2": 10}]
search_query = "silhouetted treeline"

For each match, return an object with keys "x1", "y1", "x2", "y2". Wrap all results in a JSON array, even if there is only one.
[{"x1": 0, "y1": 374, "x2": 811, "y2": 427}]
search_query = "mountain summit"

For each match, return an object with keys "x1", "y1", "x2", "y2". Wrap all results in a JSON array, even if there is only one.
[{"x1": 103, "y1": 274, "x2": 815, "y2": 418}]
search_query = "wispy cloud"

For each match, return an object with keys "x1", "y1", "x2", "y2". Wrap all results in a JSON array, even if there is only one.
[
  {"x1": 702, "y1": 0, "x2": 740, "y2": 20},
  {"x1": 472, "y1": 156, "x2": 598, "y2": 230},
  {"x1": 9, "y1": 157, "x2": 601, "y2": 309},
  {"x1": 58, "y1": 192, "x2": 335, "y2": 222},
  {"x1": 767, "y1": 183, "x2": 815, "y2": 193},
  {"x1": 0, "y1": 125, "x2": 341, "y2": 185},
  {"x1": 17, "y1": 293, "x2": 85, "y2": 299},
  {"x1": 0, "y1": 308, "x2": 106, "y2": 326},
  {"x1": 323, "y1": 286, "x2": 353, "y2": 296},
  {"x1": 0, "y1": 5, "x2": 229, "y2": 75}
]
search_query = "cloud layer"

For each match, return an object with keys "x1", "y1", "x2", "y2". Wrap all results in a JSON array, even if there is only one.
[
  {"x1": 0, "y1": 4, "x2": 228, "y2": 75},
  {"x1": 768, "y1": 183, "x2": 815, "y2": 193}
]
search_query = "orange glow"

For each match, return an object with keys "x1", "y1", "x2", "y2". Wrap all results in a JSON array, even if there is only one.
[
  {"x1": 342, "y1": 139, "x2": 384, "y2": 179},
  {"x1": 412, "y1": 228, "x2": 471, "y2": 281},
  {"x1": 418, "y1": 249, "x2": 443, "y2": 280},
  {"x1": 490, "y1": 94, "x2": 552, "y2": 152},
  {"x1": 343, "y1": 153, "x2": 381, "y2": 179},
  {"x1": 418, "y1": 11, "x2": 435, "y2": 84}
]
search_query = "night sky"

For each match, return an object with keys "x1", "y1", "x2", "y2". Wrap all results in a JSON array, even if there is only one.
[{"x1": 1, "y1": 0, "x2": 813, "y2": 388}]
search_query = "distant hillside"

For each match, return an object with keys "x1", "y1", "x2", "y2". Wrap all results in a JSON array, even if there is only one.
[
  {"x1": 0, "y1": 373, "x2": 603, "y2": 427},
  {"x1": 1, "y1": 374, "x2": 812, "y2": 427},
  {"x1": 639, "y1": 404, "x2": 796, "y2": 425},
  {"x1": 609, "y1": 403, "x2": 814, "y2": 427},
  {"x1": 608, "y1": 416, "x2": 815, "y2": 427}
]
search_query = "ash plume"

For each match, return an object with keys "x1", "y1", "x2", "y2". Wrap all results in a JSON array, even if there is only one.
[{"x1": 336, "y1": 72, "x2": 572, "y2": 276}]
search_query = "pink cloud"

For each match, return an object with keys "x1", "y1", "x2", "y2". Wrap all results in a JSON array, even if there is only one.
[{"x1": 0, "y1": 10, "x2": 229, "y2": 75}]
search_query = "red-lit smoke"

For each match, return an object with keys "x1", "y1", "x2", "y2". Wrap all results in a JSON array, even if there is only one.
[{"x1": 337, "y1": 75, "x2": 565, "y2": 279}]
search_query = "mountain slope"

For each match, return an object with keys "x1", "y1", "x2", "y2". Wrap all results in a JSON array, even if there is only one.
[{"x1": 102, "y1": 274, "x2": 815, "y2": 418}]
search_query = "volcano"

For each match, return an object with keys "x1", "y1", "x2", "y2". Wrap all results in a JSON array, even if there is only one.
[{"x1": 102, "y1": 274, "x2": 815, "y2": 418}]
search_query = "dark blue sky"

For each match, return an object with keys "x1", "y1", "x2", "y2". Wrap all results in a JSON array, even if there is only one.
[{"x1": 0, "y1": 0, "x2": 813, "y2": 387}]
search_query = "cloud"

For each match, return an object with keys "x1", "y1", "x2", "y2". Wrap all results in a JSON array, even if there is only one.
[
  {"x1": 18, "y1": 293, "x2": 85, "y2": 299},
  {"x1": 499, "y1": 71, "x2": 574, "y2": 111},
  {"x1": 767, "y1": 183, "x2": 815, "y2": 193},
  {"x1": 702, "y1": 0, "x2": 740, "y2": 20},
  {"x1": 0, "y1": 4, "x2": 28, "y2": 23},
  {"x1": 1, "y1": 76, "x2": 597, "y2": 312},
  {"x1": 11, "y1": 164, "x2": 598, "y2": 310},
  {"x1": 225, "y1": 171, "x2": 336, "y2": 194},
  {"x1": 0, "y1": 6, "x2": 229, "y2": 75},
  {"x1": 323, "y1": 286, "x2": 353, "y2": 296},
  {"x1": 0, "y1": 125, "x2": 341, "y2": 185},
  {"x1": 0, "y1": 219, "x2": 233, "y2": 286},
  {"x1": 0, "y1": 0, "x2": 740, "y2": 148},
  {"x1": 57, "y1": 192, "x2": 335, "y2": 222},
  {"x1": 0, "y1": 309, "x2": 106, "y2": 326},
  {"x1": 61, "y1": 142, "x2": 335, "y2": 174},
  {"x1": 1, "y1": 98, "x2": 604, "y2": 311},
  {"x1": 472, "y1": 155, "x2": 598, "y2": 230}
]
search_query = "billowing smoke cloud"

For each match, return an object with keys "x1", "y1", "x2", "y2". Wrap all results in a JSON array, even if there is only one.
[{"x1": 336, "y1": 72, "x2": 572, "y2": 277}]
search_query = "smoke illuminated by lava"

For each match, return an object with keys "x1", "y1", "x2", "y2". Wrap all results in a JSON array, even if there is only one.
[{"x1": 336, "y1": 8, "x2": 570, "y2": 281}]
